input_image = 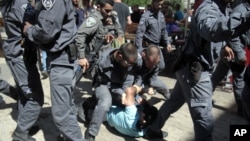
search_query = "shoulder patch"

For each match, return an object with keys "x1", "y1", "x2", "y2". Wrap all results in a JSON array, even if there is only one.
[
  {"x1": 42, "y1": 0, "x2": 56, "y2": 10},
  {"x1": 21, "y1": 4, "x2": 28, "y2": 11},
  {"x1": 86, "y1": 17, "x2": 97, "y2": 27}
]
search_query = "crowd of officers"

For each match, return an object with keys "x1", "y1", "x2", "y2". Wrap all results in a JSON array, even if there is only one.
[{"x1": 0, "y1": 0, "x2": 250, "y2": 141}]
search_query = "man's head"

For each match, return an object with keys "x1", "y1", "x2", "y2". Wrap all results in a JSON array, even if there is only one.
[
  {"x1": 96, "y1": 0, "x2": 114, "y2": 19},
  {"x1": 132, "y1": 5, "x2": 139, "y2": 12},
  {"x1": 72, "y1": 0, "x2": 79, "y2": 7},
  {"x1": 116, "y1": 43, "x2": 138, "y2": 68},
  {"x1": 136, "y1": 101, "x2": 158, "y2": 130},
  {"x1": 151, "y1": 0, "x2": 164, "y2": 12},
  {"x1": 142, "y1": 45, "x2": 161, "y2": 69}
]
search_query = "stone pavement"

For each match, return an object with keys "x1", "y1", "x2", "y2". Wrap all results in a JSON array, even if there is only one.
[{"x1": 0, "y1": 56, "x2": 248, "y2": 141}]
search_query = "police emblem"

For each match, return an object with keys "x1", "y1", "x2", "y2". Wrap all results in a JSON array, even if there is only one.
[
  {"x1": 86, "y1": 17, "x2": 96, "y2": 27},
  {"x1": 42, "y1": 0, "x2": 56, "y2": 10}
]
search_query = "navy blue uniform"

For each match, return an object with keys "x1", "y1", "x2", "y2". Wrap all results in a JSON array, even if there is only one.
[
  {"x1": 25, "y1": 0, "x2": 83, "y2": 140},
  {"x1": 87, "y1": 48, "x2": 135, "y2": 137},
  {"x1": 211, "y1": 0, "x2": 246, "y2": 117},
  {"x1": 1, "y1": 0, "x2": 44, "y2": 140},
  {"x1": 133, "y1": 51, "x2": 169, "y2": 98},
  {"x1": 147, "y1": 0, "x2": 250, "y2": 141}
]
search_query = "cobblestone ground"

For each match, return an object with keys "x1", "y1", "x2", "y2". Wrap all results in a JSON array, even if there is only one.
[{"x1": 0, "y1": 57, "x2": 248, "y2": 141}]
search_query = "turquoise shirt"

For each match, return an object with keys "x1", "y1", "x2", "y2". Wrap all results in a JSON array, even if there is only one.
[{"x1": 106, "y1": 105, "x2": 146, "y2": 137}]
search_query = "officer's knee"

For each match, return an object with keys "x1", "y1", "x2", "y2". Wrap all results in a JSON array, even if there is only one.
[{"x1": 97, "y1": 96, "x2": 112, "y2": 111}]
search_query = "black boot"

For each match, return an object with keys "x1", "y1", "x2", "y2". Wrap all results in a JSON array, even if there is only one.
[
  {"x1": 12, "y1": 128, "x2": 35, "y2": 141},
  {"x1": 57, "y1": 133, "x2": 67, "y2": 141},
  {"x1": 144, "y1": 128, "x2": 168, "y2": 139},
  {"x1": 84, "y1": 129, "x2": 95, "y2": 141}
]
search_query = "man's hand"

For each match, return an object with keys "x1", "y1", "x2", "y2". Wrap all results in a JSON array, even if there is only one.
[
  {"x1": 23, "y1": 22, "x2": 32, "y2": 36},
  {"x1": 221, "y1": 46, "x2": 234, "y2": 61},
  {"x1": 133, "y1": 85, "x2": 142, "y2": 94},
  {"x1": 78, "y1": 58, "x2": 89, "y2": 73},
  {"x1": 117, "y1": 36, "x2": 124, "y2": 45},
  {"x1": 166, "y1": 44, "x2": 172, "y2": 52},
  {"x1": 104, "y1": 34, "x2": 114, "y2": 43}
]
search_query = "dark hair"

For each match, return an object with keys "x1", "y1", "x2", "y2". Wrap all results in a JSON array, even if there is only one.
[
  {"x1": 136, "y1": 102, "x2": 158, "y2": 130},
  {"x1": 96, "y1": 0, "x2": 114, "y2": 7},
  {"x1": 119, "y1": 43, "x2": 138, "y2": 61}
]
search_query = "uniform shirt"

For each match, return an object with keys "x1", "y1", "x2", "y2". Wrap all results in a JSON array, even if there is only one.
[
  {"x1": 132, "y1": 52, "x2": 160, "y2": 87},
  {"x1": 96, "y1": 48, "x2": 134, "y2": 95},
  {"x1": 75, "y1": 9, "x2": 124, "y2": 59},
  {"x1": 26, "y1": 0, "x2": 77, "y2": 52},
  {"x1": 135, "y1": 10, "x2": 169, "y2": 49},
  {"x1": 1, "y1": 0, "x2": 30, "y2": 59},
  {"x1": 106, "y1": 105, "x2": 146, "y2": 137},
  {"x1": 186, "y1": 0, "x2": 250, "y2": 70}
]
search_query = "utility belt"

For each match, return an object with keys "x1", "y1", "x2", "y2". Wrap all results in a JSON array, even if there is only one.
[
  {"x1": 46, "y1": 42, "x2": 78, "y2": 63},
  {"x1": 142, "y1": 38, "x2": 159, "y2": 47},
  {"x1": 183, "y1": 55, "x2": 207, "y2": 71}
]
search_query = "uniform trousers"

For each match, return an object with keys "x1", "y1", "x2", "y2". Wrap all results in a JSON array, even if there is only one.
[
  {"x1": 211, "y1": 59, "x2": 245, "y2": 114},
  {"x1": 242, "y1": 64, "x2": 250, "y2": 123},
  {"x1": 150, "y1": 65, "x2": 214, "y2": 141},
  {"x1": 47, "y1": 50, "x2": 83, "y2": 141},
  {"x1": 6, "y1": 54, "x2": 44, "y2": 134},
  {"x1": 88, "y1": 84, "x2": 112, "y2": 136}
]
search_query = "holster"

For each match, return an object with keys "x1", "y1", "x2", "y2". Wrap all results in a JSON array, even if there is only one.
[
  {"x1": 66, "y1": 43, "x2": 77, "y2": 62},
  {"x1": 189, "y1": 61, "x2": 203, "y2": 83},
  {"x1": 180, "y1": 54, "x2": 203, "y2": 83}
]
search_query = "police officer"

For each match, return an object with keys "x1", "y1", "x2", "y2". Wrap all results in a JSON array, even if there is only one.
[
  {"x1": 211, "y1": 49, "x2": 246, "y2": 116},
  {"x1": 84, "y1": 43, "x2": 138, "y2": 141},
  {"x1": 0, "y1": 0, "x2": 44, "y2": 141},
  {"x1": 23, "y1": 0, "x2": 84, "y2": 140},
  {"x1": 144, "y1": 0, "x2": 250, "y2": 140},
  {"x1": 75, "y1": 0, "x2": 124, "y2": 74},
  {"x1": 135, "y1": 0, "x2": 171, "y2": 71},
  {"x1": 210, "y1": 0, "x2": 247, "y2": 117},
  {"x1": 237, "y1": 2, "x2": 250, "y2": 123},
  {"x1": 133, "y1": 45, "x2": 170, "y2": 99}
]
